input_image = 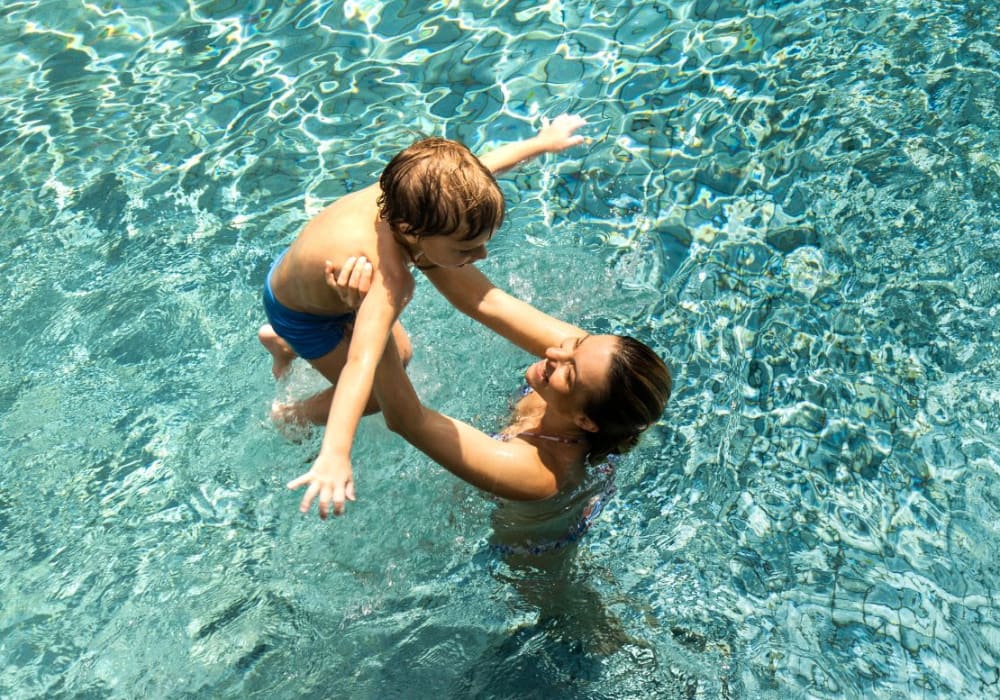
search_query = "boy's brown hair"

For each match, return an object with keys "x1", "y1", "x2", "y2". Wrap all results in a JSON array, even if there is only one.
[{"x1": 378, "y1": 138, "x2": 505, "y2": 240}]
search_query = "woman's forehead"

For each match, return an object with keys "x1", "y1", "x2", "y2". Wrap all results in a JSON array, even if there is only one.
[
  {"x1": 579, "y1": 334, "x2": 618, "y2": 351},
  {"x1": 576, "y1": 334, "x2": 618, "y2": 382}
]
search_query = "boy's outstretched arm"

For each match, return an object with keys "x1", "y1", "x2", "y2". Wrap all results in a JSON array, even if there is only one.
[
  {"x1": 424, "y1": 264, "x2": 584, "y2": 358},
  {"x1": 286, "y1": 264, "x2": 411, "y2": 519},
  {"x1": 476, "y1": 114, "x2": 587, "y2": 175}
]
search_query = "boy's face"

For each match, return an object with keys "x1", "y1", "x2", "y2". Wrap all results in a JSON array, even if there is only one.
[{"x1": 417, "y1": 227, "x2": 493, "y2": 268}]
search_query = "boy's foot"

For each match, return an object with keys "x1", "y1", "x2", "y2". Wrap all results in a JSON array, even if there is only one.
[
  {"x1": 270, "y1": 400, "x2": 312, "y2": 442},
  {"x1": 258, "y1": 324, "x2": 296, "y2": 379}
]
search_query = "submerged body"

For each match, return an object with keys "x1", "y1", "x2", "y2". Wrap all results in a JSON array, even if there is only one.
[{"x1": 487, "y1": 455, "x2": 616, "y2": 557}]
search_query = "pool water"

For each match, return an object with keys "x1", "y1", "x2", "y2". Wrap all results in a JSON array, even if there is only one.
[{"x1": 2, "y1": 0, "x2": 999, "y2": 697}]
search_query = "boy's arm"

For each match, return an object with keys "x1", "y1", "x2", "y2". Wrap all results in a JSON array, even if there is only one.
[
  {"x1": 287, "y1": 267, "x2": 412, "y2": 519},
  {"x1": 476, "y1": 114, "x2": 587, "y2": 175},
  {"x1": 324, "y1": 259, "x2": 566, "y2": 499},
  {"x1": 423, "y1": 264, "x2": 583, "y2": 357},
  {"x1": 373, "y1": 336, "x2": 561, "y2": 500}
]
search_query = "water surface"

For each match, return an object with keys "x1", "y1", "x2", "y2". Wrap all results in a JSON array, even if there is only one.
[{"x1": 1, "y1": 0, "x2": 999, "y2": 697}]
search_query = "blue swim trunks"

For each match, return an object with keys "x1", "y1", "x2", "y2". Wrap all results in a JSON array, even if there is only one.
[{"x1": 262, "y1": 252, "x2": 355, "y2": 360}]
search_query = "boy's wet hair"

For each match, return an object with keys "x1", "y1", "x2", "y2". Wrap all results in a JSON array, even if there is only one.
[{"x1": 378, "y1": 138, "x2": 505, "y2": 240}]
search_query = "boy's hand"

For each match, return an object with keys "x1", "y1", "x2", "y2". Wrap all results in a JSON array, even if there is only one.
[
  {"x1": 287, "y1": 452, "x2": 356, "y2": 518},
  {"x1": 536, "y1": 114, "x2": 587, "y2": 153},
  {"x1": 325, "y1": 256, "x2": 372, "y2": 310}
]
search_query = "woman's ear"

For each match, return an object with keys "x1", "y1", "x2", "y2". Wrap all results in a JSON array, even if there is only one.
[{"x1": 575, "y1": 414, "x2": 600, "y2": 433}]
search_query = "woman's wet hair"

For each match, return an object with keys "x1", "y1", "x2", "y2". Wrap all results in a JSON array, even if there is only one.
[
  {"x1": 583, "y1": 336, "x2": 672, "y2": 462},
  {"x1": 378, "y1": 137, "x2": 505, "y2": 240}
]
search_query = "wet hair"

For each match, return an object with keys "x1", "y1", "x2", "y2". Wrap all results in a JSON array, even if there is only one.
[
  {"x1": 378, "y1": 137, "x2": 505, "y2": 241},
  {"x1": 583, "y1": 336, "x2": 672, "y2": 462}
]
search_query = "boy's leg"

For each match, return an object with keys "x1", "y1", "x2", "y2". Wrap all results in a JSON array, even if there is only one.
[
  {"x1": 272, "y1": 385, "x2": 335, "y2": 425},
  {"x1": 258, "y1": 324, "x2": 297, "y2": 379},
  {"x1": 273, "y1": 321, "x2": 413, "y2": 425}
]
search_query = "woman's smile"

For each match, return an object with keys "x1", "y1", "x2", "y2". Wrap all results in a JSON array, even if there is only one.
[{"x1": 536, "y1": 360, "x2": 549, "y2": 384}]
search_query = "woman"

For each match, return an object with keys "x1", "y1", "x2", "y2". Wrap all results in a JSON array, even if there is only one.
[
  {"x1": 366, "y1": 263, "x2": 673, "y2": 652},
  {"x1": 319, "y1": 258, "x2": 673, "y2": 555},
  {"x1": 274, "y1": 258, "x2": 673, "y2": 650}
]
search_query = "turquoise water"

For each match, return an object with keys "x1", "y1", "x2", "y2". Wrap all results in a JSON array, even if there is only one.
[{"x1": 2, "y1": 0, "x2": 999, "y2": 697}]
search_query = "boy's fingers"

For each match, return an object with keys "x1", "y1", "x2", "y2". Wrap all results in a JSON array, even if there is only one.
[
  {"x1": 287, "y1": 474, "x2": 308, "y2": 490},
  {"x1": 332, "y1": 484, "x2": 346, "y2": 516},
  {"x1": 346, "y1": 481, "x2": 356, "y2": 502},
  {"x1": 299, "y1": 483, "x2": 318, "y2": 514},
  {"x1": 318, "y1": 485, "x2": 333, "y2": 520}
]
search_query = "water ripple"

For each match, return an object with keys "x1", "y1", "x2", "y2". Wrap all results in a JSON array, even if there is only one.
[{"x1": 2, "y1": 0, "x2": 1000, "y2": 697}]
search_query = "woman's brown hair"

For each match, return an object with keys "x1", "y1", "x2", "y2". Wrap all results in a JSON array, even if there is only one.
[
  {"x1": 583, "y1": 336, "x2": 672, "y2": 462},
  {"x1": 378, "y1": 138, "x2": 505, "y2": 240}
]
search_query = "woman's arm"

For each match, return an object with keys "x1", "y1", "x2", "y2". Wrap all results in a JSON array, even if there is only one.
[
  {"x1": 423, "y1": 264, "x2": 584, "y2": 357},
  {"x1": 476, "y1": 114, "x2": 587, "y2": 174},
  {"x1": 373, "y1": 336, "x2": 562, "y2": 500}
]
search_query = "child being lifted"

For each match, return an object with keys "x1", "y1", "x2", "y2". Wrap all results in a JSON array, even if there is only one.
[{"x1": 258, "y1": 114, "x2": 587, "y2": 519}]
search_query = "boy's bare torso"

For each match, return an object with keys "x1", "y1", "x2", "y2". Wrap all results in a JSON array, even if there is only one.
[{"x1": 268, "y1": 184, "x2": 411, "y2": 316}]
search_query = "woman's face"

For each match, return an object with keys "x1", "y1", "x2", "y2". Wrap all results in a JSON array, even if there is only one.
[{"x1": 525, "y1": 334, "x2": 618, "y2": 422}]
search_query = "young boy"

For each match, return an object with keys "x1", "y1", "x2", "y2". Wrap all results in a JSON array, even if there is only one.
[{"x1": 259, "y1": 114, "x2": 587, "y2": 520}]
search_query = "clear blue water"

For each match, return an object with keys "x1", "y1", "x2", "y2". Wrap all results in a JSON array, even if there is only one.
[{"x1": 2, "y1": 0, "x2": 999, "y2": 697}]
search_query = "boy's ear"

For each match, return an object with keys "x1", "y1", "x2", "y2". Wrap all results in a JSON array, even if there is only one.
[
  {"x1": 575, "y1": 414, "x2": 600, "y2": 433},
  {"x1": 395, "y1": 224, "x2": 419, "y2": 244}
]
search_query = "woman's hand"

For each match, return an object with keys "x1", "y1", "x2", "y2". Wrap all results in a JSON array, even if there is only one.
[
  {"x1": 535, "y1": 114, "x2": 587, "y2": 153},
  {"x1": 324, "y1": 256, "x2": 372, "y2": 310}
]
